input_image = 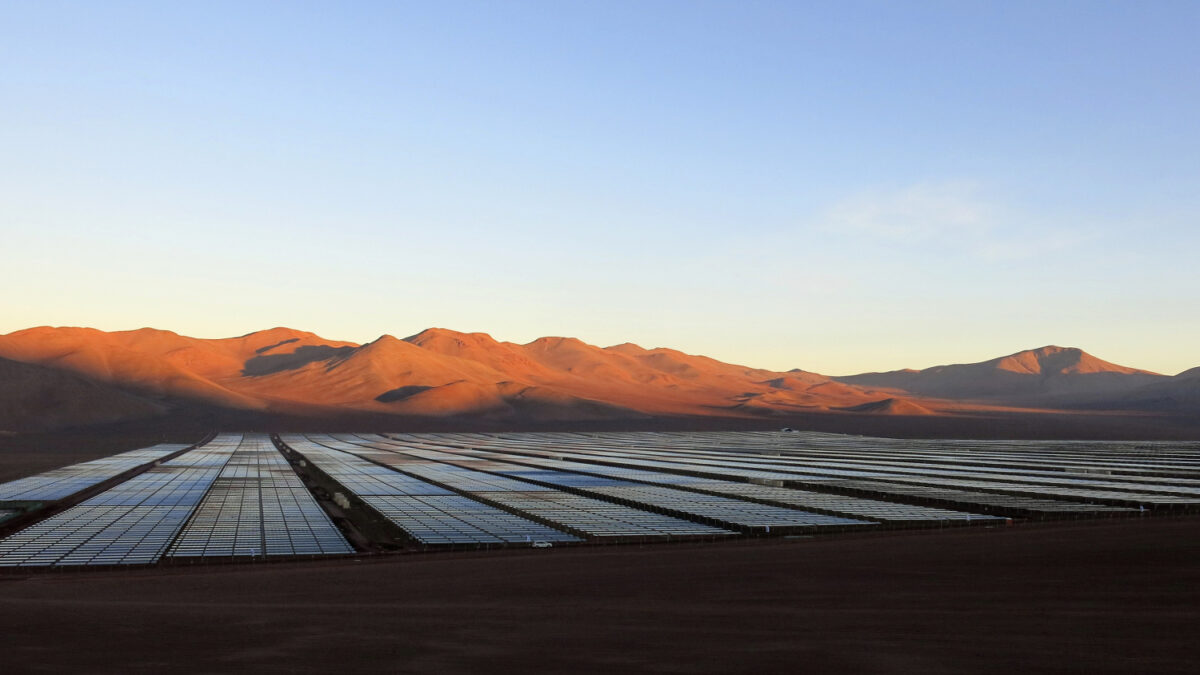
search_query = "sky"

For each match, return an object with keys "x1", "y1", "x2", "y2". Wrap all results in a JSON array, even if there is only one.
[{"x1": 2, "y1": 1, "x2": 1198, "y2": 376}]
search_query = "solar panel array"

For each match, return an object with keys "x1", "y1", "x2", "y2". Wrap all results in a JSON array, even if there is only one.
[
  {"x1": 166, "y1": 434, "x2": 352, "y2": 559},
  {"x1": 0, "y1": 436, "x2": 241, "y2": 567},
  {"x1": 0, "y1": 444, "x2": 188, "y2": 503},
  {"x1": 415, "y1": 448, "x2": 1004, "y2": 527},
  {"x1": 309, "y1": 435, "x2": 851, "y2": 537},
  {"x1": 479, "y1": 466, "x2": 872, "y2": 534},
  {"x1": 281, "y1": 435, "x2": 582, "y2": 545},
  {"x1": 3, "y1": 429, "x2": 1198, "y2": 569},
  {"x1": 330, "y1": 436, "x2": 958, "y2": 531},
  {"x1": 374, "y1": 430, "x2": 1200, "y2": 520}
]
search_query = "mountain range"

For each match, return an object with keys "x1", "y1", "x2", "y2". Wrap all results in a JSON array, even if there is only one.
[{"x1": 0, "y1": 326, "x2": 1194, "y2": 433}]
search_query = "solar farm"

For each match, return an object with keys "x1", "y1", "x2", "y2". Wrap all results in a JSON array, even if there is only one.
[{"x1": 1, "y1": 430, "x2": 1198, "y2": 569}]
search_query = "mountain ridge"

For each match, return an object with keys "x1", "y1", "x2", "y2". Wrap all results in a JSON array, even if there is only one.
[{"x1": 0, "y1": 326, "x2": 1192, "y2": 432}]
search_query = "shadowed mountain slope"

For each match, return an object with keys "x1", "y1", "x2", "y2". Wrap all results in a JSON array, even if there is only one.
[
  {"x1": 838, "y1": 397, "x2": 935, "y2": 416},
  {"x1": 1103, "y1": 367, "x2": 1200, "y2": 413},
  {"x1": 0, "y1": 356, "x2": 165, "y2": 432}
]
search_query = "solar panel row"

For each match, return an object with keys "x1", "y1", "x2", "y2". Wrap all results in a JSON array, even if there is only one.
[
  {"x1": 166, "y1": 434, "x2": 352, "y2": 559},
  {"x1": 481, "y1": 491, "x2": 733, "y2": 538},
  {"x1": 799, "y1": 479, "x2": 1135, "y2": 517},
  {"x1": 361, "y1": 495, "x2": 579, "y2": 545},
  {"x1": 0, "y1": 444, "x2": 189, "y2": 503}
]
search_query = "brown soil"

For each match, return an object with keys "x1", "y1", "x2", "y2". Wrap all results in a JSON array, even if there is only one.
[{"x1": 0, "y1": 517, "x2": 1196, "y2": 674}]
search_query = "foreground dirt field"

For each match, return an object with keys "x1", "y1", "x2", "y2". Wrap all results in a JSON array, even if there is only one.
[{"x1": 0, "y1": 517, "x2": 1196, "y2": 674}]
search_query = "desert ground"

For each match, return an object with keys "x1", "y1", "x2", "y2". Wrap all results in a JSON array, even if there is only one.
[{"x1": 0, "y1": 516, "x2": 1196, "y2": 674}]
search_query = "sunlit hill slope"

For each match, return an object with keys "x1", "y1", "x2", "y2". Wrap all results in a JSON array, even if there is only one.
[{"x1": 0, "y1": 326, "x2": 893, "y2": 430}]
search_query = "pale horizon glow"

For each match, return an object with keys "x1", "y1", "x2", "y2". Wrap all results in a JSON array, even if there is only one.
[{"x1": 2, "y1": 2, "x2": 1197, "y2": 377}]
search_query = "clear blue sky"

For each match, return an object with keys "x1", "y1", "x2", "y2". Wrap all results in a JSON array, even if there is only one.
[{"x1": 2, "y1": 1, "x2": 1197, "y2": 375}]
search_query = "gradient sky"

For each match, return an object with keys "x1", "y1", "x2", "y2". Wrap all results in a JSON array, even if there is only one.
[{"x1": 2, "y1": 1, "x2": 1197, "y2": 376}]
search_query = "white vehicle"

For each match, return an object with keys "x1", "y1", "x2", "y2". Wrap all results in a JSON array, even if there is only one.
[{"x1": 530, "y1": 541, "x2": 553, "y2": 549}]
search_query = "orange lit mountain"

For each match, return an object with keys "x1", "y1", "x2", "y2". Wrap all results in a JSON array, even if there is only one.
[
  {"x1": 836, "y1": 346, "x2": 1167, "y2": 404},
  {"x1": 0, "y1": 328, "x2": 1192, "y2": 432},
  {"x1": 0, "y1": 326, "x2": 909, "y2": 429},
  {"x1": 0, "y1": 326, "x2": 358, "y2": 410}
]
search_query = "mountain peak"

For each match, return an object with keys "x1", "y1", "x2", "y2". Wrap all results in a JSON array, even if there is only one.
[
  {"x1": 993, "y1": 346, "x2": 1155, "y2": 377},
  {"x1": 4, "y1": 325, "x2": 106, "y2": 339},
  {"x1": 837, "y1": 345, "x2": 1165, "y2": 402},
  {"x1": 606, "y1": 342, "x2": 648, "y2": 354},
  {"x1": 404, "y1": 326, "x2": 457, "y2": 340},
  {"x1": 1031, "y1": 345, "x2": 1070, "y2": 353},
  {"x1": 366, "y1": 334, "x2": 405, "y2": 347},
  {"x1": 347, "y1": 334, "x2": 413, "y2": 358},
  {"x1": 404, "y1": 327, "x2": 500, "y2": 347},
  {"x1": 231, "y1": 327, "x2": 357, "y2": 353},
  {"x1": 237, "y1": 326, "x2": 317, "y2": 340},
  {"x1": 401, "y1": 327, "x2": 549, "y2": 379},
  {"x1": 122, "y1": 326, "x2": 184, "y2": 337},
  {"x1": 525, "y1": 336, "x2": 590, "y2": 350}
]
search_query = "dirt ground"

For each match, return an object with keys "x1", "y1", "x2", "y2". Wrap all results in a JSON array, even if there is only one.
[{"x1": 0, "y1": 517, "x2": 1196, "y2": 674}]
